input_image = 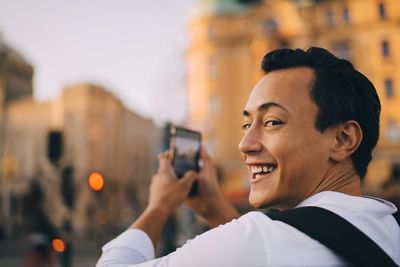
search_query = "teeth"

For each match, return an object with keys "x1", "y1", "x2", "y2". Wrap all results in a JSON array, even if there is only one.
[
  {"x1": 269, "y1": 166, "x2": 275, "y2": 172},
  {"x1": 250, "y1": 165, "x2": 276, "y2": 174}
]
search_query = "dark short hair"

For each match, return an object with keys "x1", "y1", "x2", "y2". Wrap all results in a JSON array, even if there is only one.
[{"x1": 261, "y1": 47, "x2": 381, "y2": 179}]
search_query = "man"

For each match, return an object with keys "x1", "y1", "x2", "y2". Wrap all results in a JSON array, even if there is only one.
[{"x1": 96, "y1": 47, "x2": 400, "y2": 266}]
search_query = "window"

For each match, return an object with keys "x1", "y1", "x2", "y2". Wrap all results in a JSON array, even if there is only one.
[
  {"x1": 333, "y1": 42, "x2": 350, "y2": 61},
  {"x1": 208, "y1": 24, "x2": 214, "y2": 39},
  {"x1": 378, "y1": 2, "x2": 386, "y2": 20},
  {"x1": 325, "y1": 8, "x2": 334, "y2": 27},
  {"x1": 209, "y1": 96, "x2": 219, "y2": 113},
  {"x1": 384, "y1": 79, "x2": 394, "y2": 98},
  {"x1": 263, "y1": 19, "x2": 278, "y2": 34},
  {"x1": 208, "y1": 56, "x2": 217, "y2": 76},
  {"x1": 387, "y1": 120, "x2": 399, "y2": 143},
  {"x1": 381, "y1": 40, "x2": 390, "y2": 58},
  {"x1": 343, "y1": 6, "x2": 350, "y2": 23}
]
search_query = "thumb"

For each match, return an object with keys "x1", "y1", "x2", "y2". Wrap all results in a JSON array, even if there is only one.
[
  {"x1": 179, "y1": 171, "x2": 197, "y2": 189},
  {"x1": 158, "y1": 151, "x2": 171, "y2": 173}
]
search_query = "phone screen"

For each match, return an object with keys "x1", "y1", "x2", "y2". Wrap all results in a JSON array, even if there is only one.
[{"x1": 171, "y1": 127, "x2": 201, "y2": 178}]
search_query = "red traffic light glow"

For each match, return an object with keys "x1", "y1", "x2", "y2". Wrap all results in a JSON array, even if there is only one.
[
  {"x1": 88, "y1": 172, "x2": 104, "y2": 191},
  {"x1": 52, "y1": 238, "x2": 65, "y2": 253}
]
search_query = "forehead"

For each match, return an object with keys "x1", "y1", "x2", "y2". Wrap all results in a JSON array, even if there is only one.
[{"x1": 245, "y1": 67, "x2": 315, "y2": 114}]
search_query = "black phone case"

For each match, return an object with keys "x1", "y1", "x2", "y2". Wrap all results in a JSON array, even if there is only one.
[{"x1": 169, "y1": 126, "x2": 201, "y2": 197}]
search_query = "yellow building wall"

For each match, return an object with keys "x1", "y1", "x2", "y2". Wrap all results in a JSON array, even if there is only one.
[{"x1": 187, "y1": 15, "x2": 258, "y2": 195}]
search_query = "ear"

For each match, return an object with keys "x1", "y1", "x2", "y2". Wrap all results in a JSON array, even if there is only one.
[{"x1": 330, "y1": 120, "x2": 363, "y2": 162}]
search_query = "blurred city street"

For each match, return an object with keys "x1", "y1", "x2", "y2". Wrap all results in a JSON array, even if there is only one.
[{"x1": 0, "y1": 238, "x2": 98, "y2": 267}]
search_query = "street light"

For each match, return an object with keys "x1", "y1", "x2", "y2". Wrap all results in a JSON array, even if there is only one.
[{"x1": 87, "y1": 172, "x2": 104, "y2": 192}]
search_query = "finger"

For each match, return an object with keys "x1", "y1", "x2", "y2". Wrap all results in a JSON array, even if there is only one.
[
  {"x1": 179, "y1": 171, "x2": 198, "y2": 189},
  {"x1": 158, "y1": 151, "x2": 171, "y2": 172},
  {"x1": 200, "y1": 145, "x2": 211, "y2": 161},
  {"x1": 157, "y1": 150, "x2": 169, "y2": 159}
]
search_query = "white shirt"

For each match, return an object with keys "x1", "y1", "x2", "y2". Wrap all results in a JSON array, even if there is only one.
[{"x1": 96, "y1": 191, "x2": 400, "y2": 266}]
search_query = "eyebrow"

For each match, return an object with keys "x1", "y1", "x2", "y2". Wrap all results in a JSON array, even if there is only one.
[{"x1": 243, "y1": 102, "x2": 288, "y2": 117}]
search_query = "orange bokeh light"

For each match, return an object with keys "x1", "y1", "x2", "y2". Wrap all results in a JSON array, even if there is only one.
[
  {"x1": 52, "y1": 239, "x2": 65, "y2": 253},
  {"x1": 88, "y1": 172, "x2": 104, "y2": 191}
]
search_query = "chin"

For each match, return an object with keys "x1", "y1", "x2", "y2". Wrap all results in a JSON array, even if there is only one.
[{"x1": 249, "y1": 191, "x2": 269, "y2": 209}]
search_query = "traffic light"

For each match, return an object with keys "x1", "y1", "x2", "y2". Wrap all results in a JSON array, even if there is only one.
[
  {"x1": 47, "y1": 131, "x2": 63, "y2": 164},
  {"x1": 87, "y1": 172, "x2": 105, "y2": 192}
]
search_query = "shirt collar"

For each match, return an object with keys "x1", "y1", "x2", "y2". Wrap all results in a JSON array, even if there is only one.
[{"x1": 296, "y1": 191, "x2": 398, "y2": 213}]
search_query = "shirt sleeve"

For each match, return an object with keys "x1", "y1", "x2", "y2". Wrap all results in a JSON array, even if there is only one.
[
  {"x1": 96, "y1": 229, "x2": 155, "y2": 267},
  {"x1": 96, "y1": 214, "x2": 268, "y2": 267}
]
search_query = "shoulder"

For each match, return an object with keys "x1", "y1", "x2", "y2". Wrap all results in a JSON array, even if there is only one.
[
  {"x1": 297, "y1": 191, "x2": 400, "y2": 263},
  {"x1": 159, "y1": 212, "x2": 271, "y2": 267},
  {"x1": 297, "y1": 191, "x2": 399, "y2": 241},
  {"x1": 184, "y1": 211, "x2": 266, "y2": 245},
  {"x1": 173, "y1": 211, "x2": 342, "y2": 266}
]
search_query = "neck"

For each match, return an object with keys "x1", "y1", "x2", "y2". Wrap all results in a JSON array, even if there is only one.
[
  {"x1": 273, "y1": 161, "x2": 362, "y2": 211},
  {"x1": 311, "y1": 161, "x2": 362, "y2": 197}
]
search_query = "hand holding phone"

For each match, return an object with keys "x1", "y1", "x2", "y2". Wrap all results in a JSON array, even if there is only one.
[{"x1": 169, "y1": 126, "x2": 201, "y2": 196}]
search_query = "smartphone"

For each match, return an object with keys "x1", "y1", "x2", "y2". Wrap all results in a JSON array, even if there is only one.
[{"x1": 169, "y1": 126, "x2": 201, "y2": 196}]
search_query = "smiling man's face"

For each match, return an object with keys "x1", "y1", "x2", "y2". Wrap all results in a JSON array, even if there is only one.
[{"x1": 239, "y1": 67, "x2": 337, "y2": 210}]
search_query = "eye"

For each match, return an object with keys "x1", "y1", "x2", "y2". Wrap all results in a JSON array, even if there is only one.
[
  {"x1": 264, "y1": 120, "x2": 282, "y2": 127},
  {"x1": 242, "y1": 122, "x2": 252, "y2": 130}
]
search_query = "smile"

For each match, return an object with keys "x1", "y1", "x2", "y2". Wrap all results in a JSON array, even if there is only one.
[{"x1": 249, "y1": 164, "x2": 277, "y2": 180}]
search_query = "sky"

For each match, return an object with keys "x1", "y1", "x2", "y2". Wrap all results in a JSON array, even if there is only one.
[{"x1": 0, "y1": 0, "x2": 197, "y2": 124}]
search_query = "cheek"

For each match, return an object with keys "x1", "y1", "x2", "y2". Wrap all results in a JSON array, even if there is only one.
[
  {"x1": 275, "y1": 136, "x2": 330, "y2": 186},
  {"x1": 268, "y1": 136, "x2": 303, "y2": 169},
  {"x1": 269, "y1": 135, "x2": 320, "y2": 181}
]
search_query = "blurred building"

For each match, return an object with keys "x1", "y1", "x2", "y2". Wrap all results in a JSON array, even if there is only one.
[
  {"x1": 0, "y1": 36, "x2": 34, "y2": 103},
  {"x1": 0, "y1": 38, "x2": 162, "y2": 239},
  {"x1": 187, "y1": 0, "x2": 400, "y2": 198}
]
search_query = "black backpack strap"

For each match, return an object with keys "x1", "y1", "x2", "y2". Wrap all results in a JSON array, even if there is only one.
[{"x1": 266, "y1": 206, "x2": 398, "y2": 267}]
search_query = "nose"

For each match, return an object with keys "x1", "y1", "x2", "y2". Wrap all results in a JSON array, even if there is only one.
[{"x1": 238, "y1": 127, "x2": 263, "y2": 155}]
